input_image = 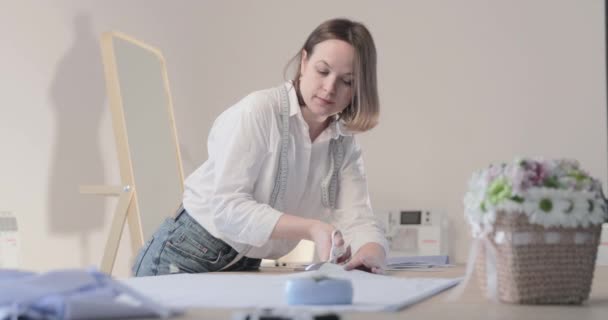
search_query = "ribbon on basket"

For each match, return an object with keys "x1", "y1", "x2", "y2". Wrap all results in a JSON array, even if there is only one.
[{"x1": 447, "y1": 225, "x2": 499, "y2": 302}]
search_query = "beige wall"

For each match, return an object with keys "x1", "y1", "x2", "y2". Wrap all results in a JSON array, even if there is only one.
[{"x1": 0, "y1": 0, "x2": 605, "y2": 276}]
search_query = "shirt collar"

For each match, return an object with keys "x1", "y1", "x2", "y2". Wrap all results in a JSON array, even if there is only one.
[
  {"x1": 285, "y1": 81, "x2": 301, "y2": 117},
  {"x1": 330, "y1": 119, "x2": 353, "y2": 138},
  {"x1": 284, "y1": 81, "x2": 353, "y2": 139}
]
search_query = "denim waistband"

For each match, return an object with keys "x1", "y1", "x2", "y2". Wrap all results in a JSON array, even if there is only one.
[
  {"x1": 173, "y1": 204, "x2": 206, "y2": 234},
  {"x1": 173, "y1": 203, "x2": 187, "y2": 222}
]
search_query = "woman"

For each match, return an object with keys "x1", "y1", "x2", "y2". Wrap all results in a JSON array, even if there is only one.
[{"x1": 133, "y1": 18, "x2": 388, "y2": 276}]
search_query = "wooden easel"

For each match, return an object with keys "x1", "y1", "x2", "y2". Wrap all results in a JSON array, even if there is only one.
[
  {"x1": 79, "y1": 184, "x2": 137, "y2": 274},
  {"x1": 81, "y1": 31, "x2": 184, "y2": 275}
]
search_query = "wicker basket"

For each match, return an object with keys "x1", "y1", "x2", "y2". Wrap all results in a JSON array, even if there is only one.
[{"x1": 475, "y1": 211, "x2": 601, "y2": 304}]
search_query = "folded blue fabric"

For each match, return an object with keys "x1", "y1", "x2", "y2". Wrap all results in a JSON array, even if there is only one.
[{"x1": 0, "y1": 268, "x2": 178, "y2": 319}]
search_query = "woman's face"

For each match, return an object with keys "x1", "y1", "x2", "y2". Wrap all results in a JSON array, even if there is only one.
[{"x1": 299, "y1": 39, "x2": 355, "y2": 122}]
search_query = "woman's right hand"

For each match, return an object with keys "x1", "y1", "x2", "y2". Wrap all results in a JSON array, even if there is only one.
[
  {"x1": 308, "y1": 221, "x2": 346, "y2": 262},
  {"x1": 270, "y1": 214, "x2": 349, "y2": 262}
]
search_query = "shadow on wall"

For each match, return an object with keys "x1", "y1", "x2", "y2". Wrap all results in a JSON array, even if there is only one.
[{"x1": 47, "y1": 13, "x2": 106, "y2": 267}]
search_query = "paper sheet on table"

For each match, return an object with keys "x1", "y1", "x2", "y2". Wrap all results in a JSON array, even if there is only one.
[{"x1": 122, "y1": 263, "x2": 461, "y2": 312}]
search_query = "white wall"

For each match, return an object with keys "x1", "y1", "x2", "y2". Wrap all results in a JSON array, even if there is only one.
[{"x1": 0, "y1": 0, "x2": 605, "y2": 277}]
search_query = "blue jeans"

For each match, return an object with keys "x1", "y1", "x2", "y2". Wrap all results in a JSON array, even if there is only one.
[{"x1": 131, "y1": 206, "x2": 261, "y2": 276}]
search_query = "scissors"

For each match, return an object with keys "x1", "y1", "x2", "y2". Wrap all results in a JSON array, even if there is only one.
[{"x1": 305, "y1": 230, "x2": 345, "y2": 271}]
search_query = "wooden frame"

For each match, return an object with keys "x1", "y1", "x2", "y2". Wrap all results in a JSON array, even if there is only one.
[{"x1": 80, "y1": 31, "x2": 185, "y2": 275}]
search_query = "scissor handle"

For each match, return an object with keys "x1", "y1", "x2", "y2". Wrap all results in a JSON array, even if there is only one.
[{"x1": 329, "y1": 230, "x2": 345, "y2": 263}]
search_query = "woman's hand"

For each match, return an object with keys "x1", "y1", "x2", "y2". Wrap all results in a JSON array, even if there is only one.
[
  {"x1": 271, "y1": 215, "x2": 349, "y2": 262},
  {"x1": 343, "y1": 242, "x2": 386, "y2": 274},
  {"x1": 308, "y1": 221, "x2": 346, "y2": 261}
]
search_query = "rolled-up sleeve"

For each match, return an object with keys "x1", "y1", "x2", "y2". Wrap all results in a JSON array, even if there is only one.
[
  {"x1": 331, "y1": 137, "x2": 389, "y2": 255},
  {"x1": 207, "y1": 93, "x2": 283, "y2": 247}
]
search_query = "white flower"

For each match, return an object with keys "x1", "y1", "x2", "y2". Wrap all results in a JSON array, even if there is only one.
[
  {"x1": 464, "y1": 188, "x2": 484, "y2": 213},
  {"x1": 588, "y1": 198, "x2": 607, "y2": 226},
  {"x1": 557, "y1": 199, "x2": 579, "y2": 228},
  {"x1": 524, "y1": 188, "x2": 555, "y2": 201},
  {"x1": 569, "y1": 197, "x2": 590, "y2": 227},
  {"x1": 524, "y1": 197, "x2": 561, "y2": 227}
]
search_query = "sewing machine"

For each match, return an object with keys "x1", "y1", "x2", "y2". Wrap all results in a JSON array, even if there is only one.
[{"x1": 378, "y1": 210, "x2": 448, "y2": 258}]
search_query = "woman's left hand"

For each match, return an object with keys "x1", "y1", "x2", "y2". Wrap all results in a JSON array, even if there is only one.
[{"x1": 343, "y1": 242, "x2": 386, "y2": 274}]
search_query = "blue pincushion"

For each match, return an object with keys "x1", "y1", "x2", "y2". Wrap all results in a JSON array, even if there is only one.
[{"x1": 285, "y1": 275, "x2": 353, "y2": 305}]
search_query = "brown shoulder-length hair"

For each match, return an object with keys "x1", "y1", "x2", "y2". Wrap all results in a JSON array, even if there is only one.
[{"x1": 285, "y1": 18, "x2": 380, "y2": 132}]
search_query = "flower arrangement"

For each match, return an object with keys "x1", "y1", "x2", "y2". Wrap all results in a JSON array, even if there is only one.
[
  {"x1": 464, "y1": 158, "x2": 608, "y2": 235},
  {"x1": 460, "y1": 158, "x2": 607, "y2": 304}
]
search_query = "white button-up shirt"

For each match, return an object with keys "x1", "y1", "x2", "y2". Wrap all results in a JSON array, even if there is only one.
[{"x1": 183, "y1": 82, "x2": 388, "y2": 259}]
